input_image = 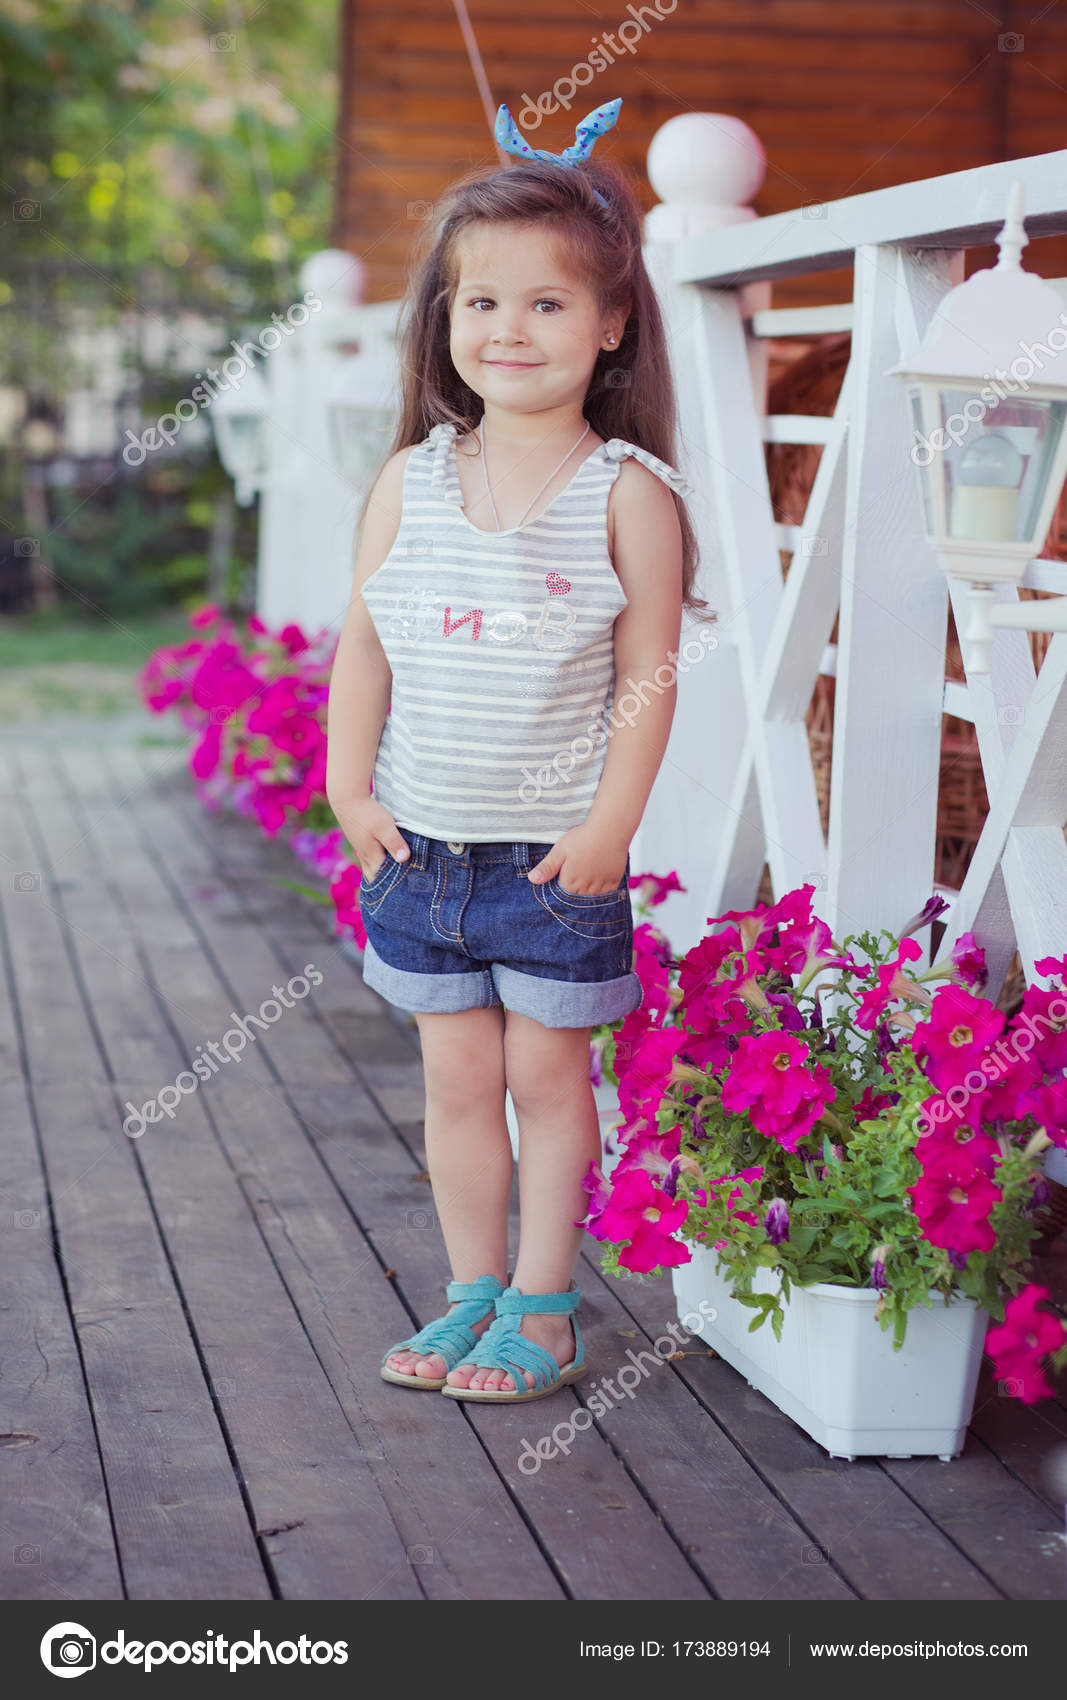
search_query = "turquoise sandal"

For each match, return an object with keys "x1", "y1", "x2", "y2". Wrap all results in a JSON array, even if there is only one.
[
  {"x1": 381, "y1": 1273, "x2": 506, "y2": 1389},
  {"x1": 439, "y1": 1281, "x2": 586, "y2": 1403}
]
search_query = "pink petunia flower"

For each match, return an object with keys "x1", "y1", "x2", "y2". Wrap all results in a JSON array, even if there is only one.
[
  {"x1": 855, "y1": 936, "x2": 931, "y2": 1031},
  {"x1": 677, "y1": 930, "x2": 743, "y2": 1029},
  {"x1": 189, "y1": 603, "x2": 222, "y2": 629},
  {"x1": 766, "y1": 913, "x2": 866, "y2": 986},
  {"x1": 720, "y1": 1030, "x2": 835, "y2": 1152},
  {"x1": 950, "y1": 931, "x2": 988, "y2": 990},
  {"x1": 628, "y1": 870, "x2": 685, "y2": 907},
  {"x1": 616, "y1": 1027, "x2": 689, "y2": 1137},
  {"x1": 1016, "y1": 1078, "x2": 1067, "y2": 1149},
  {"x1": 611, "y1": 1120, "x2": 683, "y2": 1187},
  {"x1": 911, "y1": 984, "x2": 1005, "y2": 1091},
  {"x1": 595, "y1": 1168, "x2": 691, "y2": 1273},
  {"x1": 854, "y1": 1084, "x2": 900, "y2": 1123},
  {"x1": 329, "y1": 863, "x2": 367, "y2": 948},
  {"x1": 908, "y1": 1143, "x2": 1002, "y2": 1254},
  {"x1": 576, "y1": 1161, "x2": 615, "y2": 1234},
  {"x1": 985, "y1": 1284, "x2": 1067, "y2": 1404},
  {"x1": 713, "y1": 885, "x2": 816, "y2": 955},
  {"x1": 1012, "y1": 974, "x2": 1067, "y2": 1073}
]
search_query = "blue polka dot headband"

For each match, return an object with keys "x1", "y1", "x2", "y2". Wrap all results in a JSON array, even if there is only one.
[{"x1": 494, "y1": 98, "x2": 622, "y2": 210}]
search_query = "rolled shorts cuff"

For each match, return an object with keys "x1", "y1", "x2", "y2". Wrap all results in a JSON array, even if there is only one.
[
  {"x1": 361, "y1": 938, "x2": 499, "y2": 1012},
  {"x1": 491, "y1": 963, "x2": 645, "y2": 1028},
  {"x1": 361, "y1": 941, "x2": 645, "y2": 1028}
]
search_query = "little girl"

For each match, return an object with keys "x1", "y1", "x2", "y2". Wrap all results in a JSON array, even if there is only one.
[{"x1": 325, "y1": 97, "x2": 713, "y2": 1403}]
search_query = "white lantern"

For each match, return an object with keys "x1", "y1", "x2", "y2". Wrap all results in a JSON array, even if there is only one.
[
  {"x1": 326, "y1": 333, "x2": 400, "y2": 487},
  {"x1": 209, "y1": 362, "x2": 271, "y2": 505},
  {"x1": 886, "y1": 181, "x2": 1067, "y2": 671}
]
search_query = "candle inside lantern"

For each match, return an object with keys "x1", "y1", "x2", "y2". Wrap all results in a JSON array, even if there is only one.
[{"x1": 949, "y1": 431, "x2": 1023, "y2": 542}]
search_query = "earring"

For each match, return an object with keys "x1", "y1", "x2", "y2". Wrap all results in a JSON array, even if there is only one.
[{"x1": 606, "y1": 335, "x2": 617, "y2": 346}]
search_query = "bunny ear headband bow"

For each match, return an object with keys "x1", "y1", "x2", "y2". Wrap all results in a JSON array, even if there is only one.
[{"x1": 494, "y1": 97, "x2": 622, "y2": 209}]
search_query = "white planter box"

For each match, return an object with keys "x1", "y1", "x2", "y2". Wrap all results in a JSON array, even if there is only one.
[
  {"x1": 505, "y1": 1078, "x2": 622, "y2": 1159},
  {"x1": 673, "y1": 1243, "x2": 989, "y2": 1462}
]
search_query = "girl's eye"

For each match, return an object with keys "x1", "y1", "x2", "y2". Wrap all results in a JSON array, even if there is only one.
[{"x1": 465, "y1": 298, "x2": 562, "y2": 313}]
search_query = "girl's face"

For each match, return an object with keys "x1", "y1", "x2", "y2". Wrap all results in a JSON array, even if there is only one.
[{"x1": 449, "y1": 221, "x2": 624, "y2": 417}]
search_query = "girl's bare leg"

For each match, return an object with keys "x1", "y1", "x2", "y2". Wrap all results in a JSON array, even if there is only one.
[
  {"x1": 446, "y1": 1009, "x2": 598, "y2": 1393},
  {"x1": 385, "y1": 1003, "x2": 511, "y2": 1380}
]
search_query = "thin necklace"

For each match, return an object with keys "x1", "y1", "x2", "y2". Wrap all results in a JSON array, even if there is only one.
[{"x1": 477, "y1": 416, "x2": 591, "y2": 531}]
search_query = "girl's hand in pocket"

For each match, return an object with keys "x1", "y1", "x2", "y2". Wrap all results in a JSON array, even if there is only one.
[
  {"x1": 332, "y1": 798, "x2": 410, "y2": 881},
  {"x1": 527, "y1": 825, "x2": 628, "y2": 894}
]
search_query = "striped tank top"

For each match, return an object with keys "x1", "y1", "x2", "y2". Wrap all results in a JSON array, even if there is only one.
[{"x1": 359, "y1": 419, "x2": 693, "y2": 842}]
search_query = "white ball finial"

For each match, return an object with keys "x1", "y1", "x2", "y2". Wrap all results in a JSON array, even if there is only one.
[
  {"x1": 300, "y1": 248, "x2": 368, "y2": 307},
  {"x1": 645, "y1": 113, "x2": 765, "y2": 241}
]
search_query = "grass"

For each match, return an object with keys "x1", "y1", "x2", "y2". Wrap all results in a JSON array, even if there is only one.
[
  {"x1": 0, "y1": 607, "x2": 192, "y2": 669},
  {"x1": 0, "y1": 606, "x2": 197, "y2": 726}
]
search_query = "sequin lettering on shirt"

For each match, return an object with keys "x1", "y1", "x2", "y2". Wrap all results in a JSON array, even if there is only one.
[
  {"x1": 443, "y1": 606, "x2": 483, "y2": 640},
  {"x1": 535, "y1": 598, "x2": 578, "y2": 651},
  {"x1": 388, "y1": 588, "x2": 440, "y2": 643}
]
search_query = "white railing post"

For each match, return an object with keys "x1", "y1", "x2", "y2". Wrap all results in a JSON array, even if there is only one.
[
  {"x1": 256, "y1": 249, "x2": 371, "y2": 637},
  {"x1": 638, "y1": 114, "x2": 769, "y2": 949},
  {"x1": 825, "y1": 245, "x2": 959, "y2": 952}
]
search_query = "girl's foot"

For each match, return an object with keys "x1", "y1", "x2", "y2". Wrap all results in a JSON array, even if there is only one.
[
  {"x1": 385, "y1": 1302, "x2": 495, "y2": 1382},
  {"x1": 445, "y1": 1311, "x2": 576, "y2": 1393}
]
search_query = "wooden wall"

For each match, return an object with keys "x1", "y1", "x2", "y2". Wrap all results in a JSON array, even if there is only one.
[{"x1": 332, "y1": 0, "x2": 1067, "y2": 305}]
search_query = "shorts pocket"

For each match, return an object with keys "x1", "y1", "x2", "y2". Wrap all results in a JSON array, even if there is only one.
[
  {"x1": 549, "y1": 873, "x2": 629, "y2": 905},
  {"x1": 359, "y1": 850, "x2": 410, "y2": 914},
  {"x1": 533, "y1": 877, "x2": 631, "y2": 937}
]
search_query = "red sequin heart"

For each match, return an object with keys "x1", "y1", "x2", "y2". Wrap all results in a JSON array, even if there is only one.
[{"x1": 545, "y1": 572, "x2": 572, "y2": 596}]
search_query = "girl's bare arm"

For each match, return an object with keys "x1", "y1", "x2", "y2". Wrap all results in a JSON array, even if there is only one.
[
  {"x1": 525, "y1": 461, "x2": 684, "y2": 892},
  {"x1": 586, "y1": 461, "x2": 684, "y2": 847}
]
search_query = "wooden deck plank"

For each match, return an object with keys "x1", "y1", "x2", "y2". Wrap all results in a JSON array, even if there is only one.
[
  {"x1": 616, "y1": 1262, "x2": 1067, "y2": 1600},
  {"x1": 966, "y1": 1362, "x2": 1067, "y2": 1520},
  {"x1": 0, "y1": 900, "x2": 123, "y2": 1601},
  {"x1": 0, "y1": 751, "x2": 270, "y2": 1600},
  {"x1": 13, "y1": 745, "x2": 420, "y2": 1602},
  {"x1": 111, "y1": 745, "x2": 721, "y2": 1601},
  {"x1": 63, "y1": 742, "x2": 563, "y2": 1602}
]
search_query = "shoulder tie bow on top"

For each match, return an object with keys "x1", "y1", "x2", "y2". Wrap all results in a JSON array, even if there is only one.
[
  {"x1": 603, "y1": 438, "x2": 694, "y2": 498},
  {"x1": 427, "y1": 420, "x2": 461, "y2": 506}
]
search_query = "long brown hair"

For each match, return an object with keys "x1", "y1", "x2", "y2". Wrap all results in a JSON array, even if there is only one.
[{"x1": 360, "y1": 151, "x2": 713, "y2": 623}]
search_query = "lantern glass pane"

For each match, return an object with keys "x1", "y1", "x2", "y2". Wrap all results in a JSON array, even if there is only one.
[
  {"x1": 221, "y1": 415, "x2": 266, "y2": 477},
  {"x1": 910, "y1": 389, "x2": 934, "y2": 535},
  {"x1": 936, "y1": 388, "x2": 1064, "y2": 547}
]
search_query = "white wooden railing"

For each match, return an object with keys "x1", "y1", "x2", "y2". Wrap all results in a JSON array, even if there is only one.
[{"x1": 634, "y1": 138, "x2": 1067, "y2": 998}]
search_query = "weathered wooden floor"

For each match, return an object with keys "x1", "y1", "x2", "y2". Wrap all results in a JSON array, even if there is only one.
[{"x1": 2, "y1": 730, "x2": 1066, "y2": 1603}]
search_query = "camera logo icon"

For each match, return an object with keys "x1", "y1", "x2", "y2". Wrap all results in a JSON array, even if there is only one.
[{"x1": 40, "y1": 1623, "x2": 96, "y2": 1678}]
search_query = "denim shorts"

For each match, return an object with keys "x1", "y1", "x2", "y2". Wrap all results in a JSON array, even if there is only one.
[{"x1": 358, "y1": 829, "x2": 645, "y2": 1028}]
